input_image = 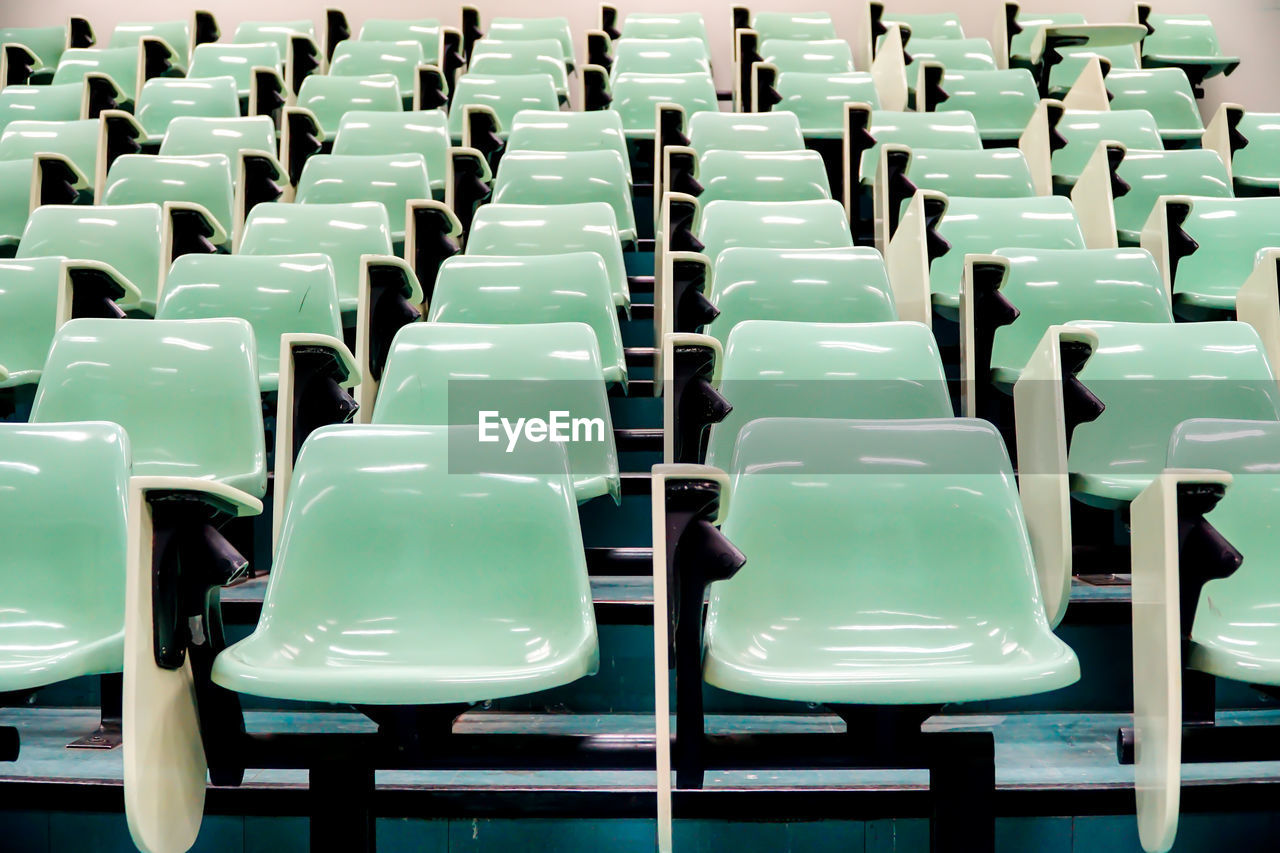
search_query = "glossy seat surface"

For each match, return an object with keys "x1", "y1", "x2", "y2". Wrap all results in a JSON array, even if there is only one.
[
  {"x1": 297, "y1": 74, "x2": 402, "y2": 139},
  {"x1": 704, "y1": 320, "x2": 951, "y2": 469},
  {"x1": 0, "y1": 84, "x2": 84, "y2": 133},
  {"x1": 17, "y1": 203, "x2": 164, "y2": 313},
  {"x1": 239, "y1": 202, "x2": 393, "y2": 313},
  {"x1": 469, "y1": 39, "x2": 569, "y2": 99},
  {"x1": 506, "y1": 110, "x2": 630, "y2": 175},
  {"x1": 159, "y1": 116, "x2": 278, "y2": 177},
  {"x1": 861, "y1": 110, "x2": 982, "y2": 179},
  {"x1": 212, "y1": 424, "x2": 597, "y2": 704},
  {"x1": 332, "y1": 111, "x2": 450, "y2": 196},
  {"x1": 705, "y1": 417, "x2": 1079, "y2": 704},
  {"x1": 905, "y1": 36, "x2": 997, "y2": 79},
  {"x1": 696, "y1": 149, "x2": 831, "y2": 204},
  {"x1": 232, "y1": 20, "x2": 315, "y2": 54},
  {"x1": 687, "y1": 111, "x2": 805, "y2": 153},
  {"x1": 696, "y1": 199, "x2": 852, "y2": 263},
  {"x1": 328, "y1": 40, "x2": 424, "y2": 100},
  {"x1": 1112, "y1": 149, "x2": 1231, "y2": 244},
  {"x1": 1167, "y1": 419, "x2": 1280, "y2": 684},
  {"x1": 51, "y1": 47, "x2": 141, "y2": 94},
  {"x1": 610, "y1": 38, "x2": 711, "y2": 78},
  {"x1": 776, "y1": 71, "x2": 880, "y2": 137},
  {"x1": 101, "y1": 153, "x2": 235, "y2": 241},
  {"x1": 492, "y1": 150, "x2": 636, "y2": 243},
  {"x1": 751, "y1": 11, "x2": 837, "y2": 42},
  {"x1": 899, "y1": 148, "x2": 1034, "y2": 200},
  {"x1": 0, "y1": 25, "x2": 69, "y2": 70},
  {"x1": 465, "y1": 202, "x2": 629, "y2": 310},
  {"x1": 429, "y1": 253, "x2": 626, "y2": 385},
  {"x1": 1105, "y1": 69, "x2": 1203, "y2": 142},
  {"x1": 935, "y1": 69, "x2": 1039, "y2": 140},
  {"x1": 1232, "y1": 112, "x2": 1280, "y2": 191},
  {"x1": 486, "y1": 17, "x2": 574, "y2": 66},
  {"x1": 619, "y1": 12, "x2": 709, "y2": 47},
  {"x1": 0, "y1": 422, "x2": 130, "y2": 692},
  {"x1": 1142, "y1": 13, "x2": 1238, "y2": 79},
  {"x1": 30, "y1": 317, "x2": 267, "y2": 496},
  {"x1": 930, "y1": 196, "x2": 1085, "y2": 312},
  {"x1": 1173, "y1": 197, "x2": 1280, "y2": 312},
  {"x1": 295, "y1": 153, "x2": 430, "y2": 242},
  {"x1": 760, "y1": 38, "x2": 854, "y2": 74},
  {"x1": 610, "y1": 72, "x2": 718, "y2": 136},
  {"x1": 706, "y1": 246, "x2": 896, "y2": 348},
  {"x1": 1068, "y1": 320, "x2": 1280, "y2": 506},
  {"x1": 188, "y1": 43, "x2": 284, "y2": 97},
  {"x1": 446, "y1": 73, "x2": 559, "y2": 139},
  {"x1": 0, "y1": 118, "x2": 99, "y2": 185},
  {"x1": 1052, "y1": 110, "x2": 1164, "y2": 186},
  {"x1": 373, "y1": 322, "x2": 619, "y2": 502},
  {"x1": 358, "y1": 19, "x2": 440, "y2": 65},
  {"x1": 156, "y1": 253, "x2": 343, "y2": 392},
  {"x1": 989, "y1": 248, "x2": 1172, "y2": 388}
]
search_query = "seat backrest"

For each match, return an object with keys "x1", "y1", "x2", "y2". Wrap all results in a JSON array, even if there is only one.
[
  {"x1": 506, "y1": 110, "x2": 630, "y2": 173},
  {"x1": 296, "y1": 73, "x2": 402, "y2": 136},
  {"x1": 1143, "y1": 13, "x2": 1226, "y2": 58},
  {"x1": 1009, "y1": 12, "x2": 1086, "y2": 62},
  {"x1": 332, "y1": 111, "x2": 449, "y2": 196},
  {"x1": 1069, "y1": 320, "x2": 1280, "y2": 502},
  {"x1": 0, "y1": 421, "x2": 130, "y2": 692},
  {"x1": 1232, "y1": 112, "x2": 1280, "y2": 184},
  {"x1": 905, "y1": 37, "x2": 997, "y2": 76},
  {"x1": 469, "y1": 39, "x2": 569, "y2": 96},
  {"x1": 17, "y1": 203, "x2": 163, "y2": 312},
  {"x1": 611, "y1": 38, "x2": 711, "y2": 77},
  {"x1": 239, "y1": 201, "x2": 393, "y2": 312},
  {"x1": 233, "y1": 20, "x2": 316, "y2": 53},
  {"x1": 101, "y1": 153, "x2": 235, "y2": 239},
  {"x1": 884, "y1": 12, "x2": 964, "y2": 40},
  {"x1": 934, "y1": 69, "x2": 1038, "y2": 140},
  {"x1": 52, "y1": 46, "x2": 138, "y2": 92},
  {"x1": 465, "y1": 202, "x2": 628, "y2": 309},
  {"x1": 486, "y1": 17, "x2": 574, "y2": 64},
  {"x1": 759, "y1": 38, "x2": 854, "y2": 74},
  {"x1": 989, "y1": 248, "x2": 1172, "y2": 384},
  {"x1": 188, "y1": 43, "x2": 284, "y2": 95},
  {"x1": 1053, "y1": 109, "x2": 1163, "y2": 185},
  {"x1": 159, "y1": 116, "x2": 278, "y2": 182},
  {"x1": 358, "y1": 18, "x2": 441, "y2": 65},
  {"x1": 862, "y1": 110, "x2": 982, "y2": 177},
  {"x1": 610, "y1": 72, "x2": 718, "y2": 135},
  {"x1": 31, "y1": 317, "x2": 267, "y2": 495},
  {"x1": 328, "y1": 40, "x2": 424, "y2": 98},
  {"x1": 0, "y1": 258, "x2": 73, "y2": 388},
  {"x1": 492, "y1": 150, "x2": 635, "y2": 239},
  {"x1": 0, "y1": 84, "x2": 83, "y2": 134},
  {"x1": 1048, "y1": 44, "x2": 1139, "y2": 95},
  {"x1": 707, "y1": 246, "x2": 896, "y2": 348},
  {"x1": 1112, "y1": 149, "x2": 1231, "y2": 242},
  {"x1": 0, "y1": 118, "x2": 98, "y2": 181},
  {"x1": 705, "y1": 320, "x2": 952, "y2": 468},
  {"x1": 1105, "y1": 69, "x2": 1203, "y2": 139},
  {"x1": 135, "y1": 76, "x2": 240, "y2": 139},
  {"x1": 899, "y1": 148, "x2": 1034, "y2": 200},
  {"x1": 429, "y1": 252, "x2": 626, "y2": 385},
  {"x1": 295, "y1": 152, "x2": 430, "y2": 241},
  {"x1": 620, "y1": 12, "x2": 709, "y2": 47},
  {"x1": 751, "y1": 11, "x2": 837, "y2": 41},
  {"x1": 687, "y1": 111, "x2": 805, "y2": 153},
  {"x1": 447, "y1": 73, "x2": 559, "y2": 138},
  {"x1": 1173, "y1": 197, "x2": 1280, "y2": 309},
  {"x1": 0, "y1": 25, "x2": 68, "y2": 70},
  {"x1": 156, "y1": 253, "x2": 343, "y2": 391},
  {"x1": 372, "y1": 323, "x2": 619, "y2": 502},
  {"x1": 696, "y1": 199, "x2": 852, "y2": 261},
  {"x1": 776, "y1": 72, "x2": 880, "y2": 136},
  {"x1": 697, "y1": 149, "x2": 831, "y2": 204}
]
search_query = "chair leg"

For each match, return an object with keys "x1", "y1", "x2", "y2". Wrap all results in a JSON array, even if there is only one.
[
  {"x1": 927, "y1": 730, "x2": 995, "y2": 853},
  {"x1": 67, "y1": 673, "x2": 122, "y2": 749},
  {"x1": 310, "y1": 764, "x2": 375, "y2": 853}
]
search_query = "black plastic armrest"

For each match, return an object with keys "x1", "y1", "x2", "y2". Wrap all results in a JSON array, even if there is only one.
[
  {"x1": 67, "y1": 263, "x2": 132, "y2": 319},
  {"x1": 69, "y1": 17, "x2": 96, "y2": 48},
  {"x1": 884, "y1": 147, "x2": 918, "y2": 240},
  {"x1": 584, "y1": 65, "x2": 612, "y2": 111},
  {"x1": 1059, "y1": 338, "x2": 1105, "y2": 448},
  {"x1": 101, "y1": 110, "x2": 143, "y2": 175},
  {"x1": 736, "y1": 29, "x2": 760, "y2": 110},
  {"x1": 1165, "y1": 199, "x2": 1200, "y2": 286},
  {"x1": 968, "y1": 259, "x2": 1020, "y2": 421},
  {"x1": 250, "y1": 67, "x2": 287, "y2": 127},
  {"x1": 325, "y1": 8, "x2": 350, "y2": 65},
  {"x1": 166, "y1": 203, "x2": 223, "y2": 263},
  {"x1": 241, "y1": 152, "x2": 286, "y2": 214},
  {"x1": 441, "y1": 28, "x2": 465, "y2": 98},
  {"x1": 83, "y1": 73, "x2": 121, "y2": 118},
  {"x1": 920, "y1": 62, "x2": 949, "y2": 110},
  {"x1": 288, "y1": 34, "x2": 321, "y2": 95},
  {"x1": 140, "y1": 36, "x2": 177, "y2": 82},
  {"x1": 35, "y1": 155, "x2": 82, "y2": 207},
  {"x1": 1003, "y1": 3, "x2": 1023, "y2": 55},
  {"x1": 671, "y1": 342, "x2": 732, "y2": 464},
  {"x1": 667, "y1": 147, "x2": 703, "y2": 197},
  {"x1": 587, "y1": 31, "x2": 612, "y2": 71},
  {"x1": 751, "y1": 62, "x2": 781, "y2": 112},
  {"x1": 601, "y1": 5, "x2": 621, "y2": 40},
  {"x1": 194, "y1": 11, "x2": 220, "y2": 45},
  {"x1": 291, "y1": 346, "x2": 358, "y2": 461},
  {"x1": 415, "y1": 64, "x2": 449, "y2": 111},
  {"x1": 407, "y1": 202, "x2": 462, "y2": 305}
]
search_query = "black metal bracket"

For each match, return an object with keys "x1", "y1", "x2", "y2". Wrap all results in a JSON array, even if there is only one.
[
  {"x1": 67, "y1": 264, "x2": 130, "y2": 319},
  {"x1": 666, "y1": 196, "x2": 704, "y2": 253},
  {"x1": 671, "y1": 257, "x2": 718, "y2": 333},
  {"x1": 325, "y1": 9, "x2": 350, "y2": 65},
  {"x1": 968, "y1": 261, "x2": 1020, "y2": 424},
  {"x1": 461, "y1": 7, "x2": 482, "y2": 63},
  {"x1": 1059, "y1": 339, "x2": 1105, "y2": 447},
  {"x1": 291, "y1": 346, "x2": 359, "y2": 461},
  {"x1": 365, "y1": 262, "x2": 423, "y2": 383},
  {"x1": 66, "y1": 673, "x2": 123, "y2": 750},
  {"x1": 1164, "y1": 199, "x2": 1200, "y2": 287},
  {"x1": 408, "y1": 204, "x2": 462, "y2": 303},
  {"x1": 670, "y1": 343, "x2": 732, "y2": 464},
  {"x1": 666, "y1": 148, "x2": 703, "y2": 197}
]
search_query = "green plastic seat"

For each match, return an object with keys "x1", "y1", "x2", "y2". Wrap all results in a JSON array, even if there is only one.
[
  {"x1": 158, "y1": 115, "x2": 279, "y2": 182},
  {"x1": 0, "y1": 157, "x2": 74, "y2": 251},
  {"x1": 0, "y1": 257, "x2": 142, "y2": 390},
  {"x1": 0, "y1": 118, "x2": 98, "y2": 187},
  {"x1": 469, "y1": 40, "x2": 569, "y2": 101},
  {"x1": 358, "y1": 19, "x2": 441, "y2": 66},
  {"x1": 750, "y1": 12, "x2": 837, "y2": 42},
  {"x1": 696, "y1": 149, "x2": 831, "y2": 204},
  {"x1": 1164, "y1": 197, "x2": 1280, "y2": 315},
  {"x1": 1227, "y1": 112, "x2": 1280, "y2": 195},
  {"x1": 899, "y1": 148, "x2": 1035, "y2": 199},
  {"x1": 619, "y1": 13, "x2": 709, "y2": 48},
  {"x1": 933, "y1": 69, "x2": 1038, "y2": 142},
  {"x1": 492, "y1": 150, "x2": 636, "y2": 243},
  {"x1": 861, "y1": 110, "x2": 982, "y2": 179},
  {"x1": 609, "y1": 38, "x2": 712, "y2": 79},
  {"x1": 1052, "y1": 109, "x2": 1163, "y2": 188},
  {"x1": 109, "y1": 20, "x2": 190, "y2": 68},
  {"x1": 465, "y1": 202, "x2": 629, "y2": 311},
  {"x1": 17, "y1": 204, "x2": 168, "y2": 314},
  {"x1": 135, "y1": 76, "x2": 239, "y2": 144},
  {"x1": 1112, "y1": 149, "x2": 1232, "y2": 245},
  {"x1": 232, "y1": 20, "x2": 316, "y2": 54},
  {"x1": 1047, "y1": 44, "x2": 1139, "y2": 97},
  {"x1": 705, "y1": 246, "x2": 896, "y2": 348},
  {"x1": 931, "y1": 196, "x2": 1085, "y2": 313},
  {"x1": 705, "y1": 320, "x2": 951, "y2": 468},
  {"x1": 187, "y1": 43, "x2": 283, "y2": 98},
  {"x1": 0, "y1": 84, "x2": 84, "y2": 133},
  {"x1": 296, "y1": 74, "x2": 402, "y2": 140},
  {"x1": 609, "y1": 72, "x2": 718, "y2": 137},
  {"x1": 51, "y1": 47, "x2": 146, "y2": 99},
  {"x1": 156, "y1": 253, "x2": 343, "y2": 392},
  {"x1": 1009, "y1": 12, "x2": 1086, "y2": 66},
  {"x1": 1066, "y1": 320, "x2": 1280, "y2": 507},
  {"x1": 759, "y1": 38, "x2": 854, "y2": 74},
  {"x1": 775, "y1": 71, "x2": 880, "y2": 137},
  {"x1": 328, "y1": 40, "x2": 424, "y2": 103},
  {"x1": 696, "y1": 199, "x2": 852, "y2": 262},
  {"x1": 31, "y1": 317, "x2": 268, "y2": 496},
  {"x1": 211, "y1": 423, "x2": 596, "y2": 704},
  {"x1": 101, "y1": 153, "x2": 235, "y2": 245},
  {"x1": 239, "y1": 202, "x2": 393, "y2": 314},
  {"x1": 0, "y1": 26, "x2": 70, "y2": 73},
  {"x1": 430, "y1": 253, "x2": 625, "y2": 384},
  {"x1": 1141, "y1": 13, "x2": 1239, "y2": 85},
  {"x1": 446, "y1": 73, "x2": 558, "y2": 141},
  {"x1": 331, "y1": 111, "x2": 450, "y2": 198},
  {"x1": 882, "y1": 13, "x2": 964, "y2": 41},
  {"x1": 506, "y1": 110, "x2": 631, "y2": 176},
  {"x1": 485, "y1": 18, "x2": 574, "y2": 69},
  {"x1": 988, "y1": 248, "x2": 1172, "y2": 390},
  {"x1": 0, "y1": 422, "x2": 130, "y2": 693},
  {"x1": 687, "y1": 111, "x2": 805, "y2": 152},
  {"x1": 905, "y1": 37, "x2": 997, "y2": 80},
  {"x1": 295, "y1": 153, "x2": 431, "y2": 244},
  {"x1": 705, "y1": 416, "x2": 1079, "y2": 704},
  {"x1": 1106, "y1": 69, "x2": 1203, "y2": 144}
]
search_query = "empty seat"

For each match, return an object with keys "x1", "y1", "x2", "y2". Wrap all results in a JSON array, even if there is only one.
[
  {"x1": 610, "y1": 38, "x2": 711, "y2": 78},
  {"x1": 492, "y1": 150, "x2": 635, "y2": 243},
  {"x1": 465, "y1": 202, "x2": 630, "y2": 311},
  {"x1": 704, "y1": 320, "x2": 951, "y2": 468},
  {"x1": 506, "y1": 110, "x2": 630, "y2": 174},
  {"x1": 1050, "y1": 108, "x2": 1164, "y2": 188},
  {"x1": 1139, "y1": 12, "x2": 1239, "y2": 91},
  {"x1": 1105, "y1": 68, "x2": 1203, "y2": 144},
  {"x1": 331, "y1": 111, "x2": 451, "y2": 198},
  {"x1": 447, "y1": 73, "x2": 558, "y2": 141},
  {"x1": 774, "y1": 71, "x2": 880, "y2": 136},
  {"x1": 695, "y1": 199, "x2": 852, "y2": 262},
  {"x1": 295, "y1": 153, "x2": 431, "y2": 246},
  {"x1": 1217, "y1": 108, "x2": 1280, "y2": 196},
  {"x1": 469, "y1": 39, "x2": 569, "y2": 101},
  {"x1": 759, "y1": 38, "x2": 854, "y2": 74},
  {"x1": 358, "y1": 18, "x2": 441, "y2": 66},
  {"x1": 687, "y1": 111, "x2": 805, "y2": 152},
  {"x1": 694, "y1": 150, "x2": 831, "y2": 204},
  {"x1": 609, "y1": 72, "x2": 718, "y2": 137},
  {"x1": 328, "y1": 40, "x2": 424, "y2": 104},
  {"x1": 101, "y1": 154, "x2": 235, "y2": 247},
  {"x1": 187, "y1": 42, "x2": 283, "y2": 100},
  {"x1": 485, "y1": 17, "x2": 575, "y2": 70},
  {"x1": 927, "y1": 69, "x2": 1039, "y2": 143},
  {"x1": 750, "y1": 11, "x2": 837, "y2": 41},
  {"x1": 134, "y1": 76, "x2": 239, "y2": 144},
  {"x1": 295, "y1": 73, "x2": 402, "y2": 140}
]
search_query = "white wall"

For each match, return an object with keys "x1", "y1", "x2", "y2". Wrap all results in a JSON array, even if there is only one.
[{"x1": 10, "y1": 0, "x2": 1280, "y2": 112}]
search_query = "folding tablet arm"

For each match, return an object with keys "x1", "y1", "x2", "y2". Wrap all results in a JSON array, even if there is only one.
[
  {"x1": 883, "y1": 188, "x2": 950, "y2": 326},
  {"x1": 1013, "y1": 324, "x2": 1106, "y2": 627},
  {"x1": 870, "y1": 22, "x2": 908, "y2": 112},
  {"x1": 1069, "y1": 140, "x2": 1127, "y2": 250},
  {"x1": 959, "y1": 254, "x2": 1021, "y2": 422},
  {"x1": 661, "y1": 332, "x2": 730, "y2": 464}
]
